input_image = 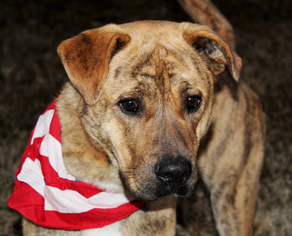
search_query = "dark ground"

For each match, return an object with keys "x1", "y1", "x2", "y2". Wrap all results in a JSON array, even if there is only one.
[{"x1": 0, "y1": 0, "x2": 291, "y2": 235}]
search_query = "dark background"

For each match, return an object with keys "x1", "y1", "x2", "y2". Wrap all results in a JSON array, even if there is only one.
[{"x1": 0, "y1": 0, "x2": 291, "y2": 235}]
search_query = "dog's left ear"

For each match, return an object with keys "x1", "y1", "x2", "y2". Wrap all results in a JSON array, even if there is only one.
[
  {"x1": 57, "y1": 25, "x2": 131, "y2": 105},
  {"x1": 183, "y1": 24, "x2": 242, "y2": 81}
]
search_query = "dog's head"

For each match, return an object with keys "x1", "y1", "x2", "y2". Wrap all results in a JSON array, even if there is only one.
[{"x1": 57, "y1": 21, "x2": 241, "y2": 201}]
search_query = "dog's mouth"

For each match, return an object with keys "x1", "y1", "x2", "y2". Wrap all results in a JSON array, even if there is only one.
[
  {"x1": 119, "y1": 157, "x2": 197, "y2": 201},
  {"x1": 121, "y1": 176, "x2": 196, "y2": 201},
  {"x1": 152, "y1": 180, "x2": 194, "y2": 200}
]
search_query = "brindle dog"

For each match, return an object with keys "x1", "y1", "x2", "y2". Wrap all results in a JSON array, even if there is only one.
[{"x1": 22, "y1": 3, "x2": 265, "y2": 236}]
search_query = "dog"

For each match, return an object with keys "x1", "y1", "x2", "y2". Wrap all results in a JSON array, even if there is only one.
[{"x1": 9, "y1": 1, "x2": 265, "y2": 235}]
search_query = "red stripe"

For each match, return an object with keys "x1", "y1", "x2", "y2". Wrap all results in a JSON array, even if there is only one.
[
  {"x1": 42, "y1": 200, "x2": 146, "y2": 230},
  {"x1": 40, "y1": 154, "x2": 104, "y2": 198},
  {"x1": 49, "y1": 107, "x2": 61, "y2": 143},
  {"x1": 16, "y1": 99, "x2": 57, "y2": 176},
  {"x1": 8, "y1": 180, "x2": 146, "y2": 230},
  {"x1": 15, "y1": 134, "x2": 44, "y2": 177}
]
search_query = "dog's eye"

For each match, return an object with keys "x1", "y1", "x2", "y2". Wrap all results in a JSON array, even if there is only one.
[
  {"x1": 187, "y1": 96, "x2": 202, "y2": 112},
  {"x1": 119, "y1": 99, "x2": 140, "y2": 114}
]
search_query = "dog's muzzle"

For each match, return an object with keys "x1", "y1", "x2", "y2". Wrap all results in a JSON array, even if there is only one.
[{"x1": 154, "y1": 157, "x2": 192, "y2": 198}]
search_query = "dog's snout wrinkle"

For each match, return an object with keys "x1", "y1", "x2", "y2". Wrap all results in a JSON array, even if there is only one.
[{"x1": 155, "y1": 157, "x2": 192, "y2": 185}]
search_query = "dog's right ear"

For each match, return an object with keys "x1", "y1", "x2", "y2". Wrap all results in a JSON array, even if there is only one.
[
  {"x1": 57, "y1": 26, "x2": 131, "y2": 105},
  {"x1": 182, "y1": 23, "x2": 242, "y2": 82}
]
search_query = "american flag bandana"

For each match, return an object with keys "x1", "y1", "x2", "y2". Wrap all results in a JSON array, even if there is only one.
[{"x1": 8, "y1": 99, "x2": 146, "y2": 230}]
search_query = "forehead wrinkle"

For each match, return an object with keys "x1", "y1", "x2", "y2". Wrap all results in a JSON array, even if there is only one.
[
  {"x1": 132, "y1": 46, "x2": 192, "y2": 98},
  {"x1": 122, "y1": 46, "x2": 161, "y2": 93},
  {"x1": 151, "y1": 45, "x2": 173, "y2": 97},
  {"x1": 118, "y1": 43, "x2": 205, "y2": 100},
  {"x1": 168, "y1": 48, "x2": 210, "y2": 89},
  {"x1": 162, "y1": 45, "x2": 194, "y2": 73},
  {"x1": 166, "y1": 47, "x2": 189, "y2": 68},
  {"x1": 130, "y1": 49, "x2": 156, "y2": 80}
]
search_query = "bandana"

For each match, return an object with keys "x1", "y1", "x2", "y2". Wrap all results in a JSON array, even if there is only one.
[{"x1": 8, "y1": 99, "x2": 146, "y2": 230}]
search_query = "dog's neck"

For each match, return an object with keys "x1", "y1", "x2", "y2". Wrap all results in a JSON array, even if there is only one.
[{"x1": 56, "y1": 83, "x2": 124, "y2": 193}]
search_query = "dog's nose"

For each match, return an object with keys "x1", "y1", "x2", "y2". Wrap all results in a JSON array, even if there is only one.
[{"x1": 155, "y1": 158, "x2": 192, "y2": 185}]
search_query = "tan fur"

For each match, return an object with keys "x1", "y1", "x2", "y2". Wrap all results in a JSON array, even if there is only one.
[{"x1": 22, "y1": 3, "x2": 264, "y2": 236}]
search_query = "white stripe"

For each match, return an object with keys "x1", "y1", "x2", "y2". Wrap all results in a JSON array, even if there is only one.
[
  {"x1": 17, "y1": 158, "x2": 45, "y2": 195},
  {"x1": 30, "y1": 110, "x2": 54, "y2": 145},
  {"x1": 39, "y1": 133, "x2": 75, "y2": 181},
  {"x1": 17, "y1": 154, "x2": 133, "y2": 214},
  {"x1": 31, "y1": 107, "x2": 75, "y2": 180},
  {"x1": 44, "y1": 187, "x2": 133, "y2": 213}
]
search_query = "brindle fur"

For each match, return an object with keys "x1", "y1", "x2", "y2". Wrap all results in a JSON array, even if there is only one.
[{"x1": 22, "y1": 2, "x2": 264, "y2": 236}]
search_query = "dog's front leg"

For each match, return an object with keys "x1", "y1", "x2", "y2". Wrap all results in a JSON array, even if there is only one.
[
  {"x1": 198, "y1": 83, "x2": 265, "y2": 236},
  {"x1": 207, "y1": 158, "x2": 262, "y2": 236},
  {"x1": 199, "y1": 139, "x2": 264, "y2": 236}
]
